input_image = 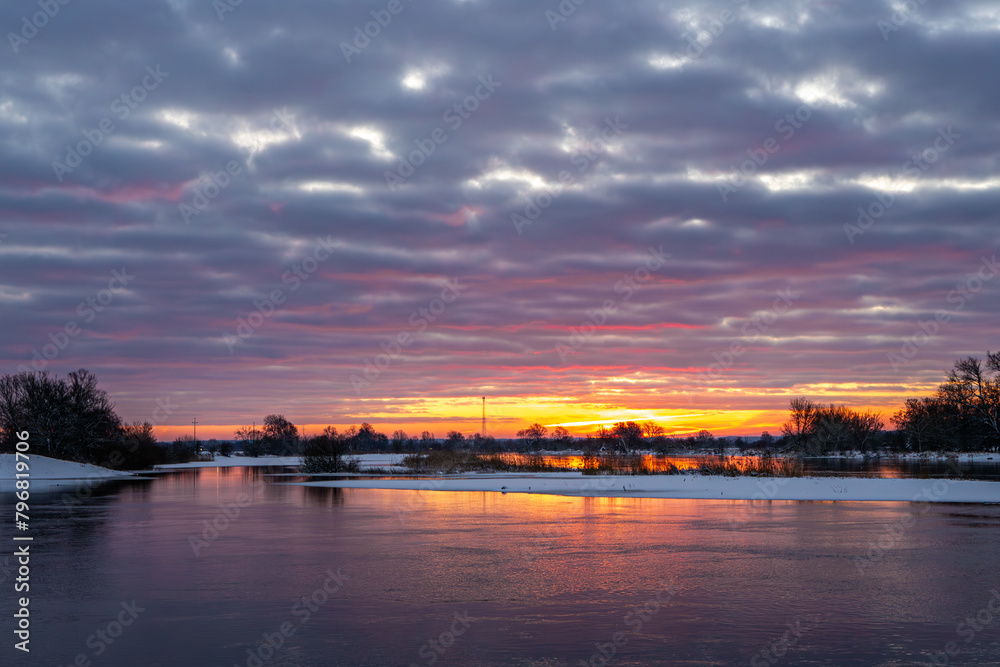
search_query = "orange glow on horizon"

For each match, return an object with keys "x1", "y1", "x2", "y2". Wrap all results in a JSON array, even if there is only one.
[
  {"x1": 150, "y1": 401, "x2": 907, "y2": 443},
  {"x1": 543, "y1": 414, "x2": 708, "y2": 428},
  {"x1": 145, "y1": 375, "x2": 927, "y2": 443}
]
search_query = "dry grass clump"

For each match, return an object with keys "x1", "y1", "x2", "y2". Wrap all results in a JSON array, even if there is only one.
[
  {"x1": 401, "y1": 451, "x2": 564, "y2": 474},
  {"x1": 581, "y1": 452, "x2": 803, "y2": 477},
  {"x1": 581, "y1": 452, "x2": 671, "y2": 475},
  {"x1": 401, "y1": 450, "x2": 804, "y2": 477},
  {"x1": 693, "y1": 453, "x2": 804, "y2": 477}
]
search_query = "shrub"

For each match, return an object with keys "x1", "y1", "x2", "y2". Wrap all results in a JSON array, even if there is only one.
[{"x1": 301, "y1": 427, "x2": 359, "y2": 473}]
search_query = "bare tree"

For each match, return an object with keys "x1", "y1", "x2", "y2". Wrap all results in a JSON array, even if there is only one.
[
  {"x1": 892, "y1": 398, "x2": 937, "y2": 452},
  {"x1": 612, "y1": 421, "x2": 644, "y2": 452},
  {"x1": 516, "y1": 423, "x2": 548, "y2": 448},
  {"x1": 391, "y1": 429, "x2": 409, "y2": 451},
  {"x1": 781, "y1": 397, "x2": 819, "y2": 448},
  {"x1": 641, "y1": 421, "x2": 666, "y2": 439},
  {"x1": 234, "y1": 424, "x2": 264, "y2": 456},
  {"x1": 846, "y1": 409, "x2": 884, "y2": 453},
  {"x1": 550, "y1": 426, "x2": 572, "y2": 445},
  {"x1": 262, "y1": 414, "x2": 299, "y2": 455},
  {"x1": 943, "y1": 355, "x2": 1000, "y2": 439}
]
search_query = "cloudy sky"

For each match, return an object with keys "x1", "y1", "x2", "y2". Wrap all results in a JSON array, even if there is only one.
[{"x1": 2, "y1": 0, "x2": 998, "y2": 439}]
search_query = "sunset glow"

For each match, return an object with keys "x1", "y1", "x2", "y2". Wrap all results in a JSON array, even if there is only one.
[{"x1": 2, "y1": 0, "x2": 996, "y2": 442}]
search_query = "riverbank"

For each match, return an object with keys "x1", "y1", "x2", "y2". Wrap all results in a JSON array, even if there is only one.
[
  {"x1": 152, "y1": 454, "x2": 403, "y2": 469},
  {"x1": 0, "y1": 453, "x2": 140, "y2": 489}
]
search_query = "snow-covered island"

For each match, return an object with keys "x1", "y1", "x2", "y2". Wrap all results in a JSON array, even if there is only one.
[
  {"x1": 289, "y1": 470, "x2": 1000, "y2": 503},
  {"x1": 9, "y1": 453, "x2": 997, "y2": 503},
  {"x1": 149, "y1": 453, "x2": 1000, "y2": 503}
]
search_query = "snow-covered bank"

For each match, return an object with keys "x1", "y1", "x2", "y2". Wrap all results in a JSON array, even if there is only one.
[
  {"x1": 290, "y1": 472, "x2": 1000, "y2": 503},
  {"x1": 154, "y1": 455, "x2": 300, "y2": 469},
  {"x1": 0, "y1": 453, "x2": 139, "y2": 490},
  {"x1": 154, "y1": 454, "x2": 406, "y2": 469}
]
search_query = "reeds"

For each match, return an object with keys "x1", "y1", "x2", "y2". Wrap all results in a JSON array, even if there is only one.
[
  {"x1": 692, "y1": 453, "x2": 803, "y2": 477},
  {"x1": 581, "y1": 453, "x2": 668, "y2": 475},
  {"x1": 583, "y1": 452, "x2": 803, "y2": 477},
  {"x1": 400, "y1": 450, "x2": 805, "y2": 477},
  {"x1": 401, "y1": 450, "x2": 565, "y2": 474}
]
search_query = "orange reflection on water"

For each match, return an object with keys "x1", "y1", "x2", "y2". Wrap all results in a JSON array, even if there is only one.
[{"x1": 521, "y1": 453, "x2": 760, "y2": 472}]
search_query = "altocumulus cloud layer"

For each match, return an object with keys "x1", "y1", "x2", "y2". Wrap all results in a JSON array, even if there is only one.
[{"x1": 1, "y1": 0, "x2": 998, "y2": 434}]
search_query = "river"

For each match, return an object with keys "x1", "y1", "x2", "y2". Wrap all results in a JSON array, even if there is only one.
[{"x1": 1, "y1": 466, "x2": 998, "y2": 666}]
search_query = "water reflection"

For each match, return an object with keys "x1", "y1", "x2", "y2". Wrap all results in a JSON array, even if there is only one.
[
  {"x1": 510, "y1": 453, "x2": 1000, "y2": 480},
  {"x1": 2, "y1": 466, "x2": 999, "y2": 666},
  {"x1": 301, "y1": 485, "x2": 345, "y2": 507}
]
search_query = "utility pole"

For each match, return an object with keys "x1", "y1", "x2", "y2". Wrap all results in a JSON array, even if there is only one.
[
  {"x1": 482, "y1": 396, "x2": 486, "y2": 437},
  {"x1": 192, "y1": 417, "x2": 198, "y2": 447}
]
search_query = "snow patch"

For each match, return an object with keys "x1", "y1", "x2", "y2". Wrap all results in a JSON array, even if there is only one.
[
  {"x1": 153, "y1": 453, "x2": 406, "y2": 469},
  {"x1": 1, "y1": 453, "x2": 138, "y2": 490}
]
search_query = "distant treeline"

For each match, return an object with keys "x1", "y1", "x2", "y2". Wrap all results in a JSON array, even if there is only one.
[{"x1": 1, "y1": 351, "x2": 997, "y2": 468}]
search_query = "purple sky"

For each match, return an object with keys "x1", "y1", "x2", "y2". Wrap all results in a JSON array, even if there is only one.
[{"x1": 1, "y1": 0, "x2": 998, "y2": 437}]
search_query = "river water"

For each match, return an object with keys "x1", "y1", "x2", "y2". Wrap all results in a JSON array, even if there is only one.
[{"x1": 2, "y1": 466, "x2": 999, "y2": 666}]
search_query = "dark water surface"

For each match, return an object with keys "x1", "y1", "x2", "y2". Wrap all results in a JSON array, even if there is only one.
[
  {"x1": 2, "y1": 466, "x2": 999, "y2": 666},
  {"x1": 800, "y1": 455, "x2": 1000, "y2": 480}
]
